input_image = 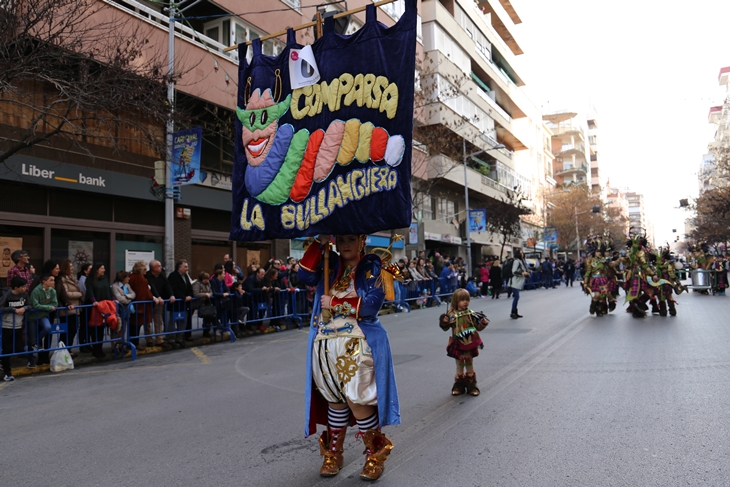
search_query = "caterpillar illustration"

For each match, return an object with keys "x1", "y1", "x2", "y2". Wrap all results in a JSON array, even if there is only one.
[{"x1": 236, "y1": 87, "x2": 405, "y2": 206}]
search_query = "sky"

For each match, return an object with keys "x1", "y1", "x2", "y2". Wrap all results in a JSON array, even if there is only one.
[{"x1": 513, "y1": 0, "x2": 730, "y2": 244}]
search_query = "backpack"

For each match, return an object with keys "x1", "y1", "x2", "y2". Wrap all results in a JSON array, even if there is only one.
[{"x1": 502, "y1": 259, "x2": 514, "y2": 279}]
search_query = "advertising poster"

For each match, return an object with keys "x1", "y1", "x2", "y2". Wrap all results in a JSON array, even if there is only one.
[
  {"x1": 125, "y1": 250, "x2": 155, "y2": 272},
  {"x1": 69, "y1": 241, "x2": 93, "y2": 269},
  {"x1": 468, "y1": 209, "x2": 487, "y2": 233},
  {"x1": 172, "y1": 127, "x2": 203, "y2": 186},
  {"x1": 0, "y1": 237, "x2": 22, "y2": 278},
  {"x1": 408, "y1": 222, "x2": 418, "y2": 245}
]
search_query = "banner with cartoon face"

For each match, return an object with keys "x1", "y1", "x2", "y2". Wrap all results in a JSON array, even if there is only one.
[{"x1": 230, "y1": 0, "x2": 417, "y2": 242}]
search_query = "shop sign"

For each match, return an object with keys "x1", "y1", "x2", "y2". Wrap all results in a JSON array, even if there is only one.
[
  {"x1": 124, "y1": 250, "x2": 155, "y2": 272},
  {"x1": 424, "y1": 232, "x2": 442, "y2": 242},
  {"x1": 442, "y1": 234, "x2": 462, "y2": 245},
  {"x1": 198, "y1": 170, "x2": 232, "y2": 191},
  {"x1": 408, "y1": 223, "x2": 418, "y2": 245}
]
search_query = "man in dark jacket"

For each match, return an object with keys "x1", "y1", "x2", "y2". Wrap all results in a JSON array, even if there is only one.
[
  {"x1": 564, "y1": 260, "x2": 576, "y2": 287},
  {"x1": 167, "y1": 261, "x2": 194, "y2": 346},
  {"x1": 242, "y1": 267, "x2": 268, "y2": 321},
  {"x1": 145, "y1": 260, "x2": 175, "y2": 349},
  {"x1": 541, "y1": 259, "x2": 553, "y2": 289}
]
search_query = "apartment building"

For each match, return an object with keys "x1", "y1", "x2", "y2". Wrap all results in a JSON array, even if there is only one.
[
  {"x1": 587, "y1": 111, "x2": 607, "y2": 198},
  {"x1": 414, "y1": 0, "x2": 547, "y2": 261},
  {"x1": 606, "y1": 185, "x2": 629, "y2": 234},
  {"x1": 702, "y1": 66, "x2": 730, "y2": 193},
  {"x1": 0, "y1": 0, "x2": 413, "y2": 281},
  {"x1": 542, "y1": 111, "x2": 591, "y2": 187},
  {"x1": 625, "y1": 191, "x2": 649, "y2": 236}
]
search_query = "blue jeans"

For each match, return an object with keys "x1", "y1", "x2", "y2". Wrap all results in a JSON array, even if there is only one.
[
  {"x1": 27, "y1": 316, "x2": 51, "y2": 348},
  {"x1": 511, "y1": 288, "x2": 520, "y2": 313}
]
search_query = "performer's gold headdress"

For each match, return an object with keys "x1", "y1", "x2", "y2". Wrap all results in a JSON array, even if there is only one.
[{"x1": 372, "y1": 235, "x2": 405, "y2": 301}]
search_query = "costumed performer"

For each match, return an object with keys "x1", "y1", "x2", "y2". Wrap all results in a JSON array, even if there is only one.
[
  {"x1": 583, "y1": 235, "x2": 617, "y2": 316},
  {"x1": 621, "y1": 232, "x2": 655, "y2": 318},
  {"x1": 439, "y1": 288, "x2": 489, "y2": 396},
  {"x1": 650, "y1": 247, "x2": 685, "y2": 316},
  {"x1": 298, "y1": 234, "x2": 400, "y2": 481}
]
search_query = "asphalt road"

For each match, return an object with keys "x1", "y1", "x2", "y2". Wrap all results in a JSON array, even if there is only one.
[{"x1": 2, "y1": 284, "x2": 729, "y2": 487}]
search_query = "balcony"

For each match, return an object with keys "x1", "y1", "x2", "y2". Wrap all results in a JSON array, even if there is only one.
[
  {"x1": 427, "y1": 154, "x2": 518, "y2": 201},
  {"x1": 557, "y1": 143, "x2": 586, "y2": 156},
  {"x1": 107, "y1": 0, "x2": 239, "y2": 107},
  {"x1": 555, "y1": 163, "x2": 588, "y2": 177},
  {"x1": 551, "y1": 124, "x2": 586, "y2": 140}
]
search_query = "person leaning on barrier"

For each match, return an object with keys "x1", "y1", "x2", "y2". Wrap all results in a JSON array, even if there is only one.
[
  {"x1": 145, "y1": 260, "x2": 176, "y2": 349},
  {"x1": 192, "y1": 272, "x2": 216, "y2": 339},
  {"x1": 57, "y1": 259, "x2": 82, "y2": 357},
  {"x1": 0, "y1": 276, "x2": 30, "y2": 381},
  {"x1": 263, "y1": 267, "x2": 285, "y2": 330},
  {"x1": 128, "y1": 261, "x2": 161, "y2": 350},
  {"x1": 111, "y1": 271, "x2": 136, "y2": 346},
  {"x1": 85, "y1": 263, "x2": 114, "y2": 358},
  {"x1": 168, "y1": 261, "x2": 194, "y2": 347},
  {"x1": 229, "y1": 281, "x2": 253, "y2": 337}
]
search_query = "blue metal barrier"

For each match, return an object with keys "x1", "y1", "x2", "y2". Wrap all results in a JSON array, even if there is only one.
[{"x1": 0, "y1": 303, "x2": 130, "y2": 365}]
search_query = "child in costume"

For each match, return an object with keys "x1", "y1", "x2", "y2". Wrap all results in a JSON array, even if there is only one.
[
  {"x1": 439, "y1": 288, "x2": 489, "y2": 396},
  {"x1": 298, "y1": 234, "x2": 400, "y2": 481}
]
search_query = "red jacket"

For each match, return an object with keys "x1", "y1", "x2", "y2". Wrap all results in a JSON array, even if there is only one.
[{"x1": 89, "y1": 299, "x2": 119, "y2": 329}]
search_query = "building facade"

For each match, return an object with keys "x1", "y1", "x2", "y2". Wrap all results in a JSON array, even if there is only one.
[
  {"x1": 0, "y1": 0, "x2": 410, "y2": 283},
  {"x1": 413, "y1": 0, "x2": 549, "y2": 263}
]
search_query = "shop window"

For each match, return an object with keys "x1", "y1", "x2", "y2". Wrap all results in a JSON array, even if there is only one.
[
  {"x1": 0, "y1": 181, "x2": 47, "y2": 215},
  {"x1": 51, "y1": 229, "x2": 110, "y2": 273},
  {"x1": 191, "y1": 239, "x2": 231, "y2": 280},
  {"x1": 49, "y1": 188, "x2": 113, "y2": 221},
  {"x1": 191, "y1": 207, "x2": 232, "y2": 232},
  {"x1": 0, "y1": 225, "x2": 44, "y2": 286},
  {"x1": 115, "y1": 197, "x2": 165, "y2": 226},
  {"x1": 115, "y1": 234, "x2": 163, "y2": 273}
]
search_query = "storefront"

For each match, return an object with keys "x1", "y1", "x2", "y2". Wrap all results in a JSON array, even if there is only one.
[{"x1": 0, "y1": 154, "x2": 269, "y2": 285}]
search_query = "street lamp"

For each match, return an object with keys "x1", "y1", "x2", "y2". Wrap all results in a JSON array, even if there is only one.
[{"x1": 462, "y1": 137, "x2": 505, "y2": 278}]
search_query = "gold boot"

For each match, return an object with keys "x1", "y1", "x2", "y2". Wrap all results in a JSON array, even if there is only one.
[
  {"x1": 465, "y1": 372, "x2": 480, "y2": 396},
  {"x1": 319, "y1": 427, "x2": 346, "y2": 477},
  {"x1": 359, "y1": 430, "x2": 393, "y2": 481}
]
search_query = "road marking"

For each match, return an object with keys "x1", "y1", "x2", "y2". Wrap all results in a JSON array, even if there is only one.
[
  {"x1": 0, "y1": 382, "x2": 8, "y2": 391},
  {"x1": 313, "y1": 313, "x2": 591, "y2": 486},
  {"x1": 190, "y1": 347, "x2": 211, "y2": 364}
]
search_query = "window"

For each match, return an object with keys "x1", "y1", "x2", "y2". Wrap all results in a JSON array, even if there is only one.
[
  {"x1": 381, "y1": 0, "x2": 405, "y2": 21},
  {"x1": 433, "y1": 197, "x2": 455, "y2": 222},
  {"x1": 280, "y1": 0, "x2": 301, "y2": 11},
  {"x1": 205, "y1": 26, "x2": 219, "y2": 43}
]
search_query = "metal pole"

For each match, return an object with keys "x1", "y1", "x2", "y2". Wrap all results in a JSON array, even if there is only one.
[
  {"x1": 463, "y1": 138, "x2": 472, "y2": 279},
  {"x1": 164, "y1": 4, "x2": 176, "y2": 274}
]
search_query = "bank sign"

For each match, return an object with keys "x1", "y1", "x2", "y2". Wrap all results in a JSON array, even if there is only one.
[
  {"x1": 0, "y1": 155, "x2": 154, "y2": 201},
  {"x1": 20, "y1": 162, "x2": 106, "y2": 187}
]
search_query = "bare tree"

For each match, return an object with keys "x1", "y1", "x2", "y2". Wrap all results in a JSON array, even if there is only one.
[
  {"x1": 0, "y1": 0, "x2": 186, "y2": 165},
  {"x1": 485, "y1": 187, "x2": 531, "y2": 259}
]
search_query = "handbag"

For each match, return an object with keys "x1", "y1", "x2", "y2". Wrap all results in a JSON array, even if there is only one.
[{"x1": 198, "y1": 304, "x2": 217, "y2": 319}]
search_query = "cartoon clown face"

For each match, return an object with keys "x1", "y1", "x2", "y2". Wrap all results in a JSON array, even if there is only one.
[{"x1": 236, "y1": 88, "x2": 291, "y2": 167}]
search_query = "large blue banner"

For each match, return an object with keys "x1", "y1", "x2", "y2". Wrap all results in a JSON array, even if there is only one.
[{"x1": 230, "y1": 0, "x2": 417, "y2": 242}]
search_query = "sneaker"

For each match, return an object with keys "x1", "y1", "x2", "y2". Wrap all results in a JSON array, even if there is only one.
[
  {"x1": 27, "y1": 361, "x2": 37, "y2": 369},
  {"x1": 4, "y1": 375, "x2": 14, "y2": 381}
]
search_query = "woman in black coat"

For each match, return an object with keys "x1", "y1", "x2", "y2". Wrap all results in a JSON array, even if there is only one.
[{"x1": 489, "y1": 261, "x2": 503, "y2": 299}]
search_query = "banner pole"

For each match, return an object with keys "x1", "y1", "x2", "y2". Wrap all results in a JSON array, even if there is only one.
[{"x1": 323, "y1": 241, "x2": 332, "y2": 296}]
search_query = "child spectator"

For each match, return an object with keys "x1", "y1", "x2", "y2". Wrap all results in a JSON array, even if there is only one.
[
  {"x1": 0, "y1": 277, "x2": 31, "y2": 380},
  {"x1": 439, "y1": 289, "x2": 489, "y2": 396},
  {"x1": 29, "y1": 274, "x2": 57, "y2": 368}
]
